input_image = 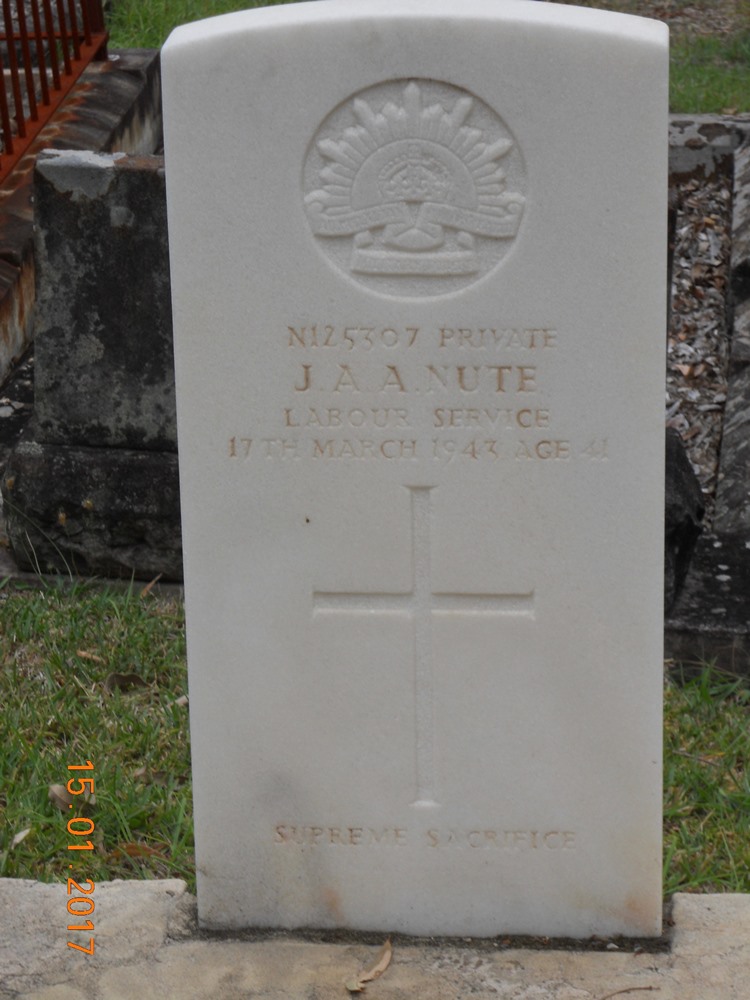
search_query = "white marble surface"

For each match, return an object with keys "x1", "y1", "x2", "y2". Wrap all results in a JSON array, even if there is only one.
[{"x1": 163, "y1": 0, "x2": 668, "y2": 937}]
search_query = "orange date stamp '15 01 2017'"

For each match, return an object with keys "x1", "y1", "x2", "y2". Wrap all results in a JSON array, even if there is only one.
[{"x1": 66, "y1": 761, "x2": 95, "y2": 955}]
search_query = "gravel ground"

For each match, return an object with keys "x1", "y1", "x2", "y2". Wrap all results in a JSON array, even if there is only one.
[
  {"x1": 552, "y1": 0, "x2": 742, "y2": 38},
  {"x1": 667, "y1": 170, "x2": 733, "y2": 524}
]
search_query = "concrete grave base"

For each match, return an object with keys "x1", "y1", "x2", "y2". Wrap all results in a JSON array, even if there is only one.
[{"x1": 1, "y1": 880, "x2": 748, "y2": 999}]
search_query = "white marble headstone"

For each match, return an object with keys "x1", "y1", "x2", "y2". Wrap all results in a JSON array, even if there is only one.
[{"x1": 163, "y1": 0, "x2": 667, "y2": 937}]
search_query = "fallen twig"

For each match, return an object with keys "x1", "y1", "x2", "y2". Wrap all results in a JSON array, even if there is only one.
[{"x1": 597, "y1": 987, "x2": 660, "y2": 1000}]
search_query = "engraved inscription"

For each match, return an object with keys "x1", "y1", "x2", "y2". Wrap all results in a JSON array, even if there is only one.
[
  {"x1": 286, "y1": 325, "x2": 556, "y2": 351},
  {"x1": 274, "y1": 825, "x2": 577, "y2": 850},
  {"x1": 424, "y1": 829, "x2": 577, "y2": 850},
  {"x1": 226, "y1": 320, "x2": 612, "y2": 464},
  {"x1": 285, "y1": 408, "x2": 411, "y2": 428},
  {"x1": 304, "y1": 80, "x2": 526, "y2": 297},
  {"x1": 291, "y1": 363, "x2": 537, "y2": 394},
  {"x1": 275, "y1": 825, "x2": 408, "y2": 847},
  {"x1": 313, "y1": 486, "x2": 534, "y2": 807}
]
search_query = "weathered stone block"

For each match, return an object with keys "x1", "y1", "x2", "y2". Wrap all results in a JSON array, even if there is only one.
[
  {"x1": 33, "y1": 150, "x2": 174, "y2": 451},
  {"x1": 0, "y1": 150, "x2": 179, "y2": 579},
  {"x1": 0, "y1": 48, "x2": 162, "y2": 385}
]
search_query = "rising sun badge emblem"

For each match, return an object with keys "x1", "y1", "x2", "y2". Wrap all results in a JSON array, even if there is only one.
[{"x1": 303, "y1": 79, "x2": 526, "y2": 297}]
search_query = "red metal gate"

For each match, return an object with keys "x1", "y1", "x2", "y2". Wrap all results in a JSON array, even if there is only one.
[{"x1": 0, "y1": 0, "x2": 108, "y2": 186}]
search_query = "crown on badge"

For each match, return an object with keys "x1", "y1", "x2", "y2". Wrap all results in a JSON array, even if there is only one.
[{"x1": 378, "y1": 145, "x2": 454, "y2": 203}]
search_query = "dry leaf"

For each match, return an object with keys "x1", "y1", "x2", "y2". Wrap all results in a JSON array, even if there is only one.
[
  {"x1": 136, "y1": 769, "x2": 169, "y2": 787},
  {"x1": 48, "y1": 784, "x2": 75, "y2": 811},
  {"x1": 173, "y1": 694, "x2": 189, "y2": 708},
  {"x1": 140, "y1": 574, "x2": 163, "y2": 597},
  {"x1": 103, "y1": 672, "x2": 148, "y2": 694},
  {"x1": 345, "y1": 938, "x2": 393, "y2": 993},
  {"x1": 11, "y1": 827, "x2": 31, "y2": 849},
  {"x1": 76, "y1": 650, "x2": 104, "y2": 663}
]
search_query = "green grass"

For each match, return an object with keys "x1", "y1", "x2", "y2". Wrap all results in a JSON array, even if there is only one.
[
  {"x1": 664, "y1": 665, "x2": 750, "y2": 893},
  {"x1": 107, "y1": 0, "x2": 302, "y2": 49},
  {"x1": 0, "y1": 583, "x2": 193, "y2": 889},
  {"x1": 551, "y1": 1, "x2": 750, "y2": 113},
  {"x1": 1, "y1": 584, "x2": 749, "y2": 895},
  {"x1": 671, "y1": 32, "x2": 750, "y2": 114}
]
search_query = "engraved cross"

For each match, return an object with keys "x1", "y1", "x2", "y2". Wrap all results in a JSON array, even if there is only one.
[{"x1": 313, "y1": 485, "x2": 534, "y2": 807}]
